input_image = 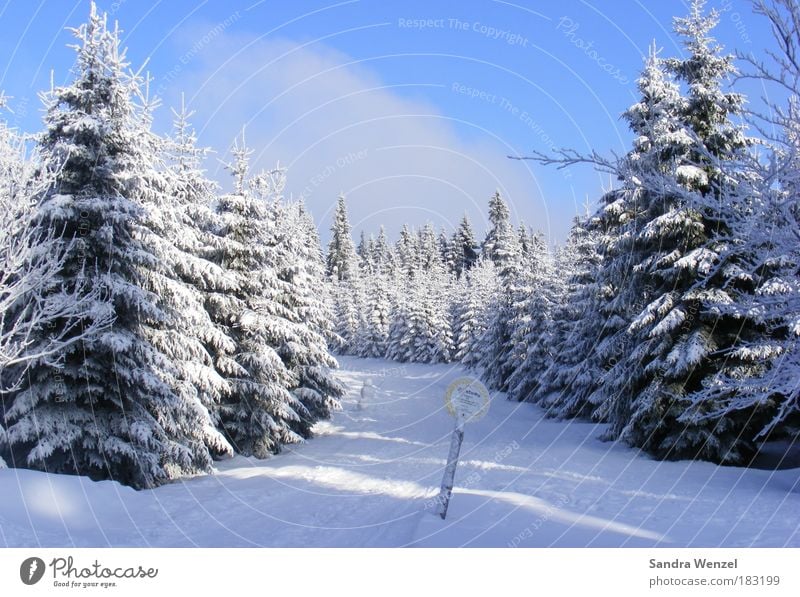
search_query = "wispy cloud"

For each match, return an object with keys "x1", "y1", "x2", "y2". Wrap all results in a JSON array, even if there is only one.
[{"x1": 157, "y1": 26, "x2": 557, "y2": 240}]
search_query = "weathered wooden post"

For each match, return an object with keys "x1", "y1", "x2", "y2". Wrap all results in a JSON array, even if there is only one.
[{"x1": 436, "y1": 377, "x2": 490, "y2": 520}]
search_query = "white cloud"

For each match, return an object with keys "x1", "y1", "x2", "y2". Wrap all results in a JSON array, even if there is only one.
[{"x1": 156, "y1": 29, "x2": 565, "y2": 241}]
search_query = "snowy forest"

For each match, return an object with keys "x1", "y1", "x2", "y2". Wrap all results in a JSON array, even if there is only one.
[
  {"x1": 0, "y1": 0, "x2": 799, "y2": 493},
  {"x1": 327, "y1": 0, "x2": 800, "y2": 467}
]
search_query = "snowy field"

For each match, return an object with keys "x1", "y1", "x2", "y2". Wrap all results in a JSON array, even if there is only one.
[{"x1": 1, "y1": 356, "x2": 798, "y2": 548}]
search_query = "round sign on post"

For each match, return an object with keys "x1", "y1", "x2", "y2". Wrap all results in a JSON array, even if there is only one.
[
  {"x1": 436, "y1": 377, "x2": 491, "y2": 519},
  {"x1": 445, "y1": 377, "x2": 490, "y2": 423}
]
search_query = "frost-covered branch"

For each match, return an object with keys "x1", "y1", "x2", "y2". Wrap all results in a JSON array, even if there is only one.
[
  {"x1": 737, "y1": 0, "x2": 800, "y2": 94},
  {"x1": 0, "y1": 129, "x2": 114, "y2": 392}
]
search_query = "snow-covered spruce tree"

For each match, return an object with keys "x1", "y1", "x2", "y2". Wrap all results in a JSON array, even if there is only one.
[
  {"x1": 451, "y1": 214, "x2": 480, "y2": 278},
  {"x1": 525, "y1": 42, "x2": 714, "y2": 430},
  {"x1": 516, "y1": 223, "x2": 533, "y2": 258},
  {"x1": 326, "y1": 195, "x2": 361, "y2": 353},
  {"x1": 326, "y1": 195, "x2": 358, "y2": 282},
  {"x1": 439, "y1": 227, "x2": 457, "y2": 276},
  {"x1": 533, "y1": 216, "x2": 604, "y2": 418},
  {"x1": 135, "y1": 92, "x2": 236, "y2": 461},
  {"x1": 583, "y1": 44, "x2": 693, "y2": 428},
  {"x1": 409, "y1": 261, "x2": 455, "y2": 363},
  {"x1": 742, "y1": 111, "x2": 800, "y2": 440},
  {"x1": 261, "y1": 182, "x2": 342, "y2": 437},
  {"x1": 417, "y1": 223, "x2": 441, "y2": 271},
  {"x1": 454, "y1": 258, "x2": 500, "y2": 368},
  {"x1": 385, "y1": 288, "x2": 411, "y2": 362},
  {"x1": 295, "y1": 201, "x2": 342, "y2": 347},
  {"x1": 481, "y1": 191, "x2": 517, "y2": 268},
  {"x1": 395, "y1": 224, "x2": 420, "y2": 279},
  {"x1": 371, "y1": 226, "x2": 395, "y2": 276},
  {"x1": 207, "y1": 138, "x2": 305, "y2": 458},
  {"x1": 5, "y1": 5, "x2": 215, "y2": 487},
  {"x1": 476, "y1": 191, "x2": 522, "y2": 390},
  {"x1": 385, "y1": 232, "x2": 452, "y2": 364},
  {"x1": 560, "y1": 183, "x2": 645, "y2": 425},
  {"x1": 695, "y1": 0, "x2": 800, "y2": 444},
  {"x1": 0, "y1": 100, "x2": 115, "y2": 469},
  {"x1": 356, "y1": 271, "x2": 392, "y2": 358},
  {"x1": 507, "y1": 233, "x2": 563, "y2": 404},
  {"x1": 356, "y1": 230, "x2": 371, "y2": 272},
  {"x1": 600, "y1": 2, "x2": 762, "y2": 463},
  {"x1": 330, "y1": 276, "x2": 362, "y2": 355},
  {"x1": 681, "y1": 152, "x2": 798, "y2": 448}
]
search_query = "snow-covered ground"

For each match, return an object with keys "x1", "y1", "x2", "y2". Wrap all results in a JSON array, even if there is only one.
[{"x1": 1, "y1": 356, "x2": 799, "y2": 548}]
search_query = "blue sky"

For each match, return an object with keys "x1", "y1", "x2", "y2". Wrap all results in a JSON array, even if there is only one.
[{"x1": 0, "y1": 0, "x2": 778, "y2": 244}]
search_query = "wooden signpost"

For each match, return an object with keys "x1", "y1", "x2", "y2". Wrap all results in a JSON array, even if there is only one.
[{"x1": 436, "y1": 377, "x2": 490, "y2": 520}]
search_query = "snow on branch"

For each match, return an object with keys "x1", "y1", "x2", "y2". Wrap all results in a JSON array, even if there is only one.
[{"x1": 0, "y1": 146, "x2": 114, "y2": 392}]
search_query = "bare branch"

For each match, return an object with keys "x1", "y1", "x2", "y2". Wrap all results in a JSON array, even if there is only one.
[{"x1": 508, "y1": 148, "x2": 621, "y2": 176}]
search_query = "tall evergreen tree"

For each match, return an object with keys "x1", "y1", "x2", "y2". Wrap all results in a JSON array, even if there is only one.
[
  {"x1": 598, "y1": 2, "x2": 760, "y2": 462},
  {"x1": 372, "y1": 226, "x2": 395, "y2": 275},
  {"x1": 326, "y1": 196, "x2": 361, "y2": 353},
  {"x1": 209, "y1": 138, "x2": 305, "y2": 458},
  {"x1": 533, "y1": 216, "x2": 604, "y2": 418},
  {"x1": 5, "y1": 5, "x2": 210, "y2": 487},
  {"x1": 476, "y1": 192, "x2": 522, "y2": 390},
  {"x1": 507, "y1": 235, "x2": 561, "y2": 403},
  {"x1": 395, "y1": 224, "x2": 419, "y2": 279},
  {"x1": 326, "y1": 195, "x2": 358, "y2": 282},
  {"x1": 137, "y1": 93, "x2": 236, "y2": 461},
  {"x1": 439, "y1": 227, "x2": 457, "y2": 276},
  {"x1": 451, "y1": 214, "x2": 479, "y2": 278},
  {"x1": 481, "y1": 192, "x2": 519, "y2": 275},
  {"x1": 268, "y1": 191, "x2": 343, "y2": 437},
  {"x1": 0, "y1": 98, "x2": 114, "y2": 468},
  {"x1": 454, "y1": 258, "x2": 499, "y2": 368},
  {"x1": 685, "y1": 0, "x2": 800, "y2": 446},
  {"x1": 356, "y1": 271, "x2": 392, "y2": 359},
  {"x1": 417, "y1": 223, "x2": 440, "y2": 271}
]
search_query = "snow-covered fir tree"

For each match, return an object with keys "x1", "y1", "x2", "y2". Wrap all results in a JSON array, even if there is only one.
[
  {"x1": 356, "y1": 271, "x2": 393, "y2": 358},
  {"x1": 417, "y1": 223, "x2": 440, "y2": 271},
  {"x1": 330, "y1": 276, "x2": 362, "y2": 354},
  {"x1": 438, "y1": 227, "x2": 457, "y2": 276},
  {"x1": 475, "y1": 192, "x2": 522, "y2": 390},
  {"x1": 481, "y1": 192, "x2": 517, "y2": 271},
  {"x1": 451, "y1": 214, "x2": 480, "y2": 278},
  {"x1": 395, "y1": 224, "x2": 420, "y2": 279},
  {"x1": 372, "y1": 226, "x2": 395, "y2": 276},
  {"x1": 409, "y1": 261, "x2": 455, "y2": 363},
  {"x1": 263, "y1": 184, "x2": 343, "y2": 437},
  {"x1": 356, "y1": 230, "x2": 371, "y2": 272},
  {"x1": 453, "y1": 258, "x2": 500, "y2": 368},
  {"x1": 326, "y1": 195, "x2": 361, "y2": 353},
  {"x1": 4, "y1": 5, "x2": 214, "y2": 487},
  {"x1": 581, "y1": 43, "x2": 693, "y2": 430},
  {"x1": 0, "y1": 98, "x2": 115, "y2": 468},
  {"x1": 385, "y1": 282, "x2": 411, "y2": 361},
  {"x1": 208, "y1": 137, "x2": 305, "y2": 458},
  {"x1": 592, "y1": 2, "x2": 762, "y2": 462},
  {"x1": 532, "y1": 216, "x2": 604, "y2": 418},
  {"x1": 690, "y1": 0, "x2": 800, "y2": 445},
  {"x1": 136, "y1": 92, "x2": 236, "y2": 461},
  {"x1": 507, "y1": 233, "x2": 562, "y2": 403},
  {"x1": 326, "y1": 195, "x2": 358, "y2": 282}
]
